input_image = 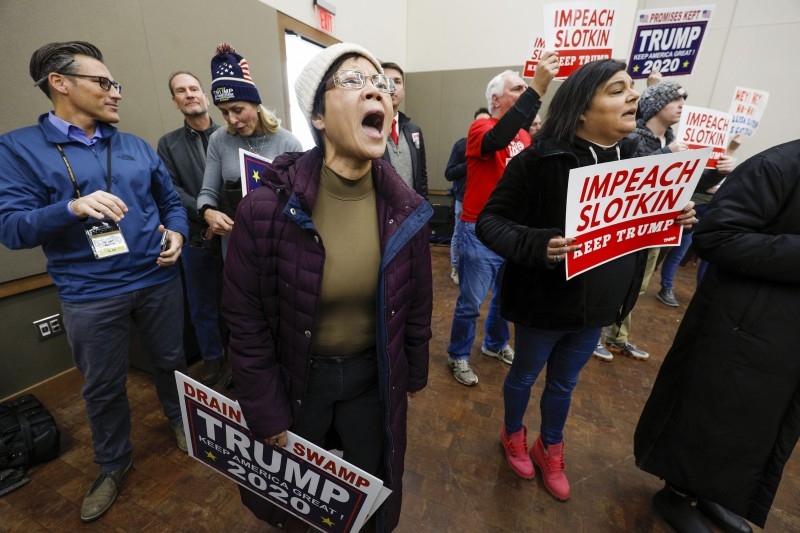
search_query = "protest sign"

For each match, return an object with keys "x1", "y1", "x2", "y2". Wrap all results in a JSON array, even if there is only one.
[
  {"x1": 563, "y1": 148, "x2": 711, "y2": 280},
  {"x1": 728, "y1": 87, "x2": 769, "y2": 138},
  {"x1": 676, "y1": 105, "x2": 731, "y2": 168},
  {"x1": 544, "y1": 1, "x2": 619, "y2": 79},
  {"x1": 523, "y1": 33, "x2": 546, "y2": 78},
  {"x1": 175, "y1": 372, "x2": 391, "y2": 533},
  {"x1": 627, "y1": 5, "x2": 714, "y2": 79},
  {"x1": 239, "y1": 148, "x2": 272, "y2": 198}
]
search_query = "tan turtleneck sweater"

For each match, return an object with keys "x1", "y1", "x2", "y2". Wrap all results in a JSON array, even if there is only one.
[{"x1": 310, "y1": 164, "x2": 380, "y2": 356}]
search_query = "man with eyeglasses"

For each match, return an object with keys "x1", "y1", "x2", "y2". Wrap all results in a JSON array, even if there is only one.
[
  {"x1": 0, "y1": 41, "x2": 189, "y2": 523},
  {"x1": 380, "y1": 61, "x2": 428, "y2": 199}
]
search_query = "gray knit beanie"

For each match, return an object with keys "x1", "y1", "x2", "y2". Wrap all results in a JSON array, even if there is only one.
[
  {"x1": 639, "y1": 81, "x2": 685, "y2": 122},
  {"x1": 294, "y1": 42, "x2": 383, "y2": 129}
]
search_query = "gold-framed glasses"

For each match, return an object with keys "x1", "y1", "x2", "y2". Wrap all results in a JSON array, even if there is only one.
[{"x1": 324, "y1": 70, "x2": 395, "y2": 94}]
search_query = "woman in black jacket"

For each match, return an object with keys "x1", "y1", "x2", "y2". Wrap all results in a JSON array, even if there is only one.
[
  {"x1": 634, "y1": 142, "x2": 800, "y2": 533},
  {"x1": 476, "y1": 59, "x2": 696, "y2": 502}
]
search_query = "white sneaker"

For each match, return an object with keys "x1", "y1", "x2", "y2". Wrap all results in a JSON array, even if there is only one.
[
  {"x1": 592, "y1": 341, "x2": 613, "y2": 362},
  {"x1": 481, "y1": 344, "x2": 514, "y2": 364},
  {"x1": 448, "y1": 357, "x2": 478, "y2": 386},
  {"x1": 450, "y1": 266, "x2": 459, "y2": 285}
]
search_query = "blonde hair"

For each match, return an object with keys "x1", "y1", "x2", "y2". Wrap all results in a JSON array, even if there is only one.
[{"x1": 226, "y1": 103, "x2": 281, "y2": 135}]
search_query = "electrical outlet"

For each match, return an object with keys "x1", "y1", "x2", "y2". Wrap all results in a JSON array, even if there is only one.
[{"x1": 33, "y1": 314, "x2": 65, "y2": 342}]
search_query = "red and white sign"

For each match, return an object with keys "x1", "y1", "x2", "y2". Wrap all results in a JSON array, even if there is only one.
[
  {"x1": 563, "y1": 148, "x2": 711, "y2": 279},
  {"x1": 728, "y1": 87, "x2": 769, "y2": 138},
  {"x1": 544, "y1": 1, "x2": 619, "y2": 79},
  {"x1": 676, "y1": 105, "x2": 731, "y2": 168},
  {"x1": 523, "y1": 33, "x2": 546, "y2": 78}
]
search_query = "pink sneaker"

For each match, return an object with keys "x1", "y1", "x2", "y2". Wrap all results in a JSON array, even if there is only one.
[
  {"x1": 530, "y1": 435, "x2": 570, "y2": 501},
  {"x1": 501, "y1": 426, "x2": 535, "y2": 479}
]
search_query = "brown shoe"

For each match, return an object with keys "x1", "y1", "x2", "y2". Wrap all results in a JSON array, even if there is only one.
[
  {"x1": 80, "y1": 458, "x2": 132, "y2": 522},
  {"x1": 198, "y1": 358, "x2": 223, "y2": 386}
]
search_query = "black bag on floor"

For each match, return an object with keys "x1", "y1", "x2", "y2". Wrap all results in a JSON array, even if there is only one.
[{"x1": 0, "y1": 394, "x2": 60, "y2": 470}]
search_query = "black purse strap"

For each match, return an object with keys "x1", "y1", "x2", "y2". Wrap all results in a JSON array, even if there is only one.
[{"x1": 16, "y1": 412, "x2": 34, "y2": 468}]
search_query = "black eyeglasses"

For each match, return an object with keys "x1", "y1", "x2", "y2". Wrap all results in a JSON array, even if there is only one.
[
  {"x1": 65, "y1": 73, "x2": 122, "y2": 94},
  {"x1": 33, "y1": 58, "x2": 75, "y2": 87},
  {"x1": 324, "y1": 70, "x2": 395, "y2": 94}
]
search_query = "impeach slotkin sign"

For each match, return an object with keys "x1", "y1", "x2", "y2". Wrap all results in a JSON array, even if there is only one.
[
  {"x1": 728, "y1": 87, "x2": 769, "y2": 138},
  {"x1": 676, "y1": 105, "x2": 731, "y2": 169},
  {"x1": 544, "y1": 1, "x2": 619, "y2": 79},
  {"x1": 627, "y1": 5, "x2": 714, "y2": 79},
  {"x1": 563, "y1": 148, "x2": 711, "y2": 280},
  {"x1": 174, "y1": 372, "x2": 390, "y2": 533},
  {"x1": 523, "y1": 33, "x2": 546, "y2": 78}
]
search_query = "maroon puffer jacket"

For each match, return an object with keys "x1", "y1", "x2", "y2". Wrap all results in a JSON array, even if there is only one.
[{"x1": 221, "y1": 147, "x2": 433, "y2": 531}]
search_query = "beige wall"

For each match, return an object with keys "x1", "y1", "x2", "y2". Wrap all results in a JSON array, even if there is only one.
[
  {"x1": 407, "y1": 0, "x2": 800, "y2": 191},
  {"x1": 0, "y1": 0, "x2": 287, "y2": 148}
]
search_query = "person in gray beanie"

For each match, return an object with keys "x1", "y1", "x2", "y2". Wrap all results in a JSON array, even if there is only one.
[
  {"x1": 221, "y1": 42, "x2": 433, "y2": 532},
  {"x1": 638, "y1": 80, "x2": 686, "y2": 123}
]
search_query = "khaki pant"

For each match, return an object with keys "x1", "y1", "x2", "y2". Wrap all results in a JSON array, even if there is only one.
[{"x1": 604, "y1": 248, "x2": 659, "y2": 343}]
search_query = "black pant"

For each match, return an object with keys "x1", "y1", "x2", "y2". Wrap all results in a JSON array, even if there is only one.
[{"x1": 292, "y1": 350, "x2": 384, "y2": 478}]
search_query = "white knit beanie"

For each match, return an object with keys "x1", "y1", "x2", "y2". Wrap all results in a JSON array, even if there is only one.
[{"x1": 294, "y1": 42, "x2": 383, "y2": 128}]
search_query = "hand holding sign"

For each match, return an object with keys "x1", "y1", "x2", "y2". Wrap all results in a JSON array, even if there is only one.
[
  {"x1": 547, "y1": 236, "x2": 579, "y2": 263},
  {"x1": 531, "y1": 51, "x2": 561, "y2": 96}
]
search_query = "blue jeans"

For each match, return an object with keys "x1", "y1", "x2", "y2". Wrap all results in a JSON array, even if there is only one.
[
  {"x1": 450, "y1": 199, "x2": 463, "y2": 267},
  {"x1": 61, "y1": 276, "x2": 187, "y2": 471},
  {"x1": 504, "y1": 324, "x2": 600, "y2": 446},
  {"x1": 181, "y1": 244, "x2": 224, "y2": 361},
  {"x1": 660, "y1": 204, "x2": 708, "y2": 289},
  {"x1": 660, "y1": 234, "x2": 693, "y2": 290},
  {"x1": 447, "y1": 222, "x2": 509, "y2": 359}
]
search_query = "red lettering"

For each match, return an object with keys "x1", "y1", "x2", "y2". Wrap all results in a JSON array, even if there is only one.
[
  {"x1": 196, "y1": 389, "x2": 208, "y2": 405},
  {"x1": 577, "y1": 204, "x2": 593, "y2": 232}
]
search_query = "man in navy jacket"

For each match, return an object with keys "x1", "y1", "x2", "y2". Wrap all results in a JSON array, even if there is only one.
[{"x1": 0, "y1": 41, "x2": 189, "y2": 523}]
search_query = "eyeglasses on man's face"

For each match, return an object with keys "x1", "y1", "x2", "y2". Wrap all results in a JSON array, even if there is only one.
[
  {"x1": 325, "y1": 70, "x2": 395, "y2": 94},
  {"x1": 66, "y1": 73, "x2": 122, "y2": 94}
]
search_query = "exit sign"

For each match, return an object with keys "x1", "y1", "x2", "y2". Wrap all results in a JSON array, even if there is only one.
[{"x1": 316, "y1": 5, "x2": 335, "y2": 34}]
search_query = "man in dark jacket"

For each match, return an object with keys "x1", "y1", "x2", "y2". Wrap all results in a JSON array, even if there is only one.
[
  {"x1": 445, "y1": 107, "x2": 491, "y2": 286},
  {"x1": 635, "y1": 140, "x2": 800, "y2": 533},
  {"x1": 157, "y1": 71, "x2": 225, "y2": 386},
  {"x1": 381, "y1": 62, "x2": 428, "y2": 199}
]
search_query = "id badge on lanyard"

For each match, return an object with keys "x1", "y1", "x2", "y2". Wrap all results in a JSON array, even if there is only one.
[
  {"x1": 84, "y1": 219, "x2": 129, "y2": 259},
  {"x1": 57, "y1": 141, "x2": 130, "y2": 260}
]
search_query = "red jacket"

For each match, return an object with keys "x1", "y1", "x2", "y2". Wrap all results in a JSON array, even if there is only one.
[{"x1": 221, "y1": 147, "x2": 433, "y2": 531}]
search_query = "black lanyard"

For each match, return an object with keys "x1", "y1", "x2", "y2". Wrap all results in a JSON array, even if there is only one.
[{"x1": 55, "y1": 140, "x2": 112, "y2": 198}]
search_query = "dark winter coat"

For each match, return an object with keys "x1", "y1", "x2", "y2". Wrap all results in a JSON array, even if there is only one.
[
  {"x1": 635, "y1": 139, "x2": 800, "y2": 528},
  {"x1": 476, "y1": 136, "x2": 647, "y2": 330},
  {"x1": 627, "y1": 118, "x2": 676, "y2": 158},
  {"x1": 221, "y1": 148, "x2": 433, "y2": 531},
  {"x1": 382, "y1": 112, "x2": 428, "y2": 198}
]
